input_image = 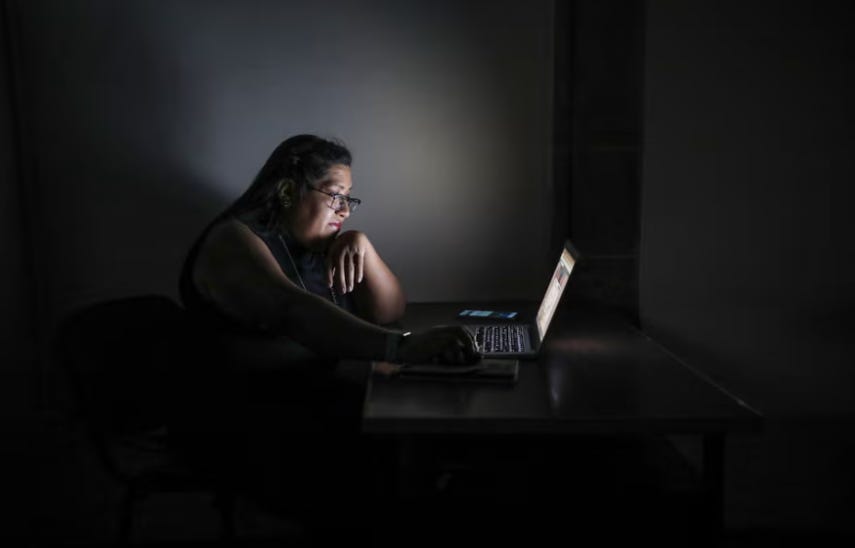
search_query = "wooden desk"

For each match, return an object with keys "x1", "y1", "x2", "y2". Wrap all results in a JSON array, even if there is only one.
[{"x1": 362, "y1": 302, "x2": 762, "y2": 538}]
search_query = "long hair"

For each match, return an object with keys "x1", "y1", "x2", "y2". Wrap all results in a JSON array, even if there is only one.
[{"x1": 223, "y1": 134, "x2": 352, "y2": 231}]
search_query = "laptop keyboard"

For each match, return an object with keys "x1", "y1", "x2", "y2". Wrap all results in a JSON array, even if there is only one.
[{"x1": 474, "y1": 325, "x2": 528, "y2": 353}]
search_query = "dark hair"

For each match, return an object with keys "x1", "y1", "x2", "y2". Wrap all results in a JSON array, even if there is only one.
[{"x1": 223, "y1": 134, "x2": 352, "y2": 230}]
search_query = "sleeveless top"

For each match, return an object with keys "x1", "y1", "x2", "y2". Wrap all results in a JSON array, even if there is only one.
[{"x1": 178, "y1": 211, "x2": 356, "y2": 335}]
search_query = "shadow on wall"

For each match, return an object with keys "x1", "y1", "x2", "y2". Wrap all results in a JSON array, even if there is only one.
[
  {"x1": 15, "y1": 1, "x2": 232, "y2": 326},
  {"x1": 18, "y1": 1, "x2": 232, "y2": 489}
]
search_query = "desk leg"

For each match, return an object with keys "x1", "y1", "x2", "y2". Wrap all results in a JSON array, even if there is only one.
[
  {"x1": 394, "y1": 436, "x2": 420, "y2": 499},
  {"x1": 702, "y1": 434, "x2": 725, "y2": 540}
]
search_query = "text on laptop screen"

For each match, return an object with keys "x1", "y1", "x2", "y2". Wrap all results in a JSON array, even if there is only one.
[{"x1": 535, "y1": 247, "x2": 575, "y2": 341}]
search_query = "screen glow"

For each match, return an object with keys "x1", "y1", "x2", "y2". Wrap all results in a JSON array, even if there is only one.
[{"x1": 535, "y1": 248, "x2": 575, "y2": 341}]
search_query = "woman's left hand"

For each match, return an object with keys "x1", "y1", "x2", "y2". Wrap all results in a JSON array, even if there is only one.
[{"x1": 325, "y1": 230, "x2": 373, "y2": 294}]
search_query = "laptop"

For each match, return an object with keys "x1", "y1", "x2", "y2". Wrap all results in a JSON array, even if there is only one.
[{"x1": 463, "y1": 239, "x2": 579, "y2": 359}]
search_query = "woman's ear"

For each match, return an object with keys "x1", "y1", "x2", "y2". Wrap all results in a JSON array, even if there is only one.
[{"x1": 278, "y1": 178, "x2": 295, "y2": 209}]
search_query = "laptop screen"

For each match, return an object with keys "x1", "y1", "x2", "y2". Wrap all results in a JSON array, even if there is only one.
[{"x1": 535, "y1": 244, "x2": 576, "y2": 342}]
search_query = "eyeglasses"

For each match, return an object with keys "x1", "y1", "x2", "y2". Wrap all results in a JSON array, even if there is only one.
[{"x1": 310, "y1": 187, "x2": 361, "y2": 213}]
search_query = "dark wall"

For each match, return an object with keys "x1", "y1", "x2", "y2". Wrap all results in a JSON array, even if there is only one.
[
  {"x1": 642, "y1": 0, "x2": 855, "y2": 419},
  {"x1": 559, "y1": 0, "x2": 645, "y2": 319},
  {"x1": 641, "y1": 0, "x2": 855, "y2": 531},
  {"x1": 0, "y1": 3, "x2": 36, "y2": 542},
  {"x1": 0, "y1": 1, "x2": 34, "y2": 422}
]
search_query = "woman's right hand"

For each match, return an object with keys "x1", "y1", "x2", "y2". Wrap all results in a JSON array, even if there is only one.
[{"x1": 397, "y1": 326, "x2": 480, "y2": 366}]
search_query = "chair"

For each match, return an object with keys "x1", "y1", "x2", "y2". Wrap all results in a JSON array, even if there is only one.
[{"x1": 52, "y1": 294, "x2": 236, "y2": 545}]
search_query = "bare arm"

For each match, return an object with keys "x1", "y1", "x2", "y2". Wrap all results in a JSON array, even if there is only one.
[
  {"x1": 322, "y1": 230, "x2": 405, "y2": 325},
  {"x1": 195, "y1": 220, "x2": 394, "y2": 360},
  {"x1": 194, "y1": 220, "x2": 477, "y2": 365}
]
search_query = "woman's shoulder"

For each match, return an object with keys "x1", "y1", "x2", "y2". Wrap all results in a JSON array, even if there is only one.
[
  {"x1": 206, "y1": 215, "x2": 251, "y2": 240},
  {"x1": 198, "y1": 216, "x2": 270, "y2": 263},
  {"x1": 185, "y1": 215, "x2": 292, "y2": 334}
]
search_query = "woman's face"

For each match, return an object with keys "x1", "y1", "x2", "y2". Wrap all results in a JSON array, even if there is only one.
[{"x1": 286, "y1": 163, "x2": 353, "y2": 252}]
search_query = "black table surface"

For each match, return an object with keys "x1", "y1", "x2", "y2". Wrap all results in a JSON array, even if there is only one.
[{"x1": 362, "y1": 301, "x2": 763, "y2": 436}]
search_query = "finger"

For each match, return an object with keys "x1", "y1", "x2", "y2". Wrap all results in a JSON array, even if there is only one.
[
  {"x1": 346, "y1": 250, "x2": 355, "y2": 292},
  {"x1": 465, "y1": 331, "x2": 478, "y2": 354},
  {"x1": 451, "y1": 327, "x2": 474, "y2": 350},
  {"x1": 357, "y1": 250, "x2": 365, "y2": 284},
  {"x1": 465, "y1": 341, "x2": 479, "y2": 362},
  {"x1": 454, "y1": 338, "x2": 469, "y2": 363},
  {"x1": 338, "y1": 252, "x2": 347, "y2": 294},
  {"x1": 457, "y1": 339, "x2": 471, "y2": 363},
  {"x1": 451, "y1": 339, "x2": 466, "y2": 363},
  {"x1": 457, "y1": 331, "x2": 478, "y2": 363},
  {"x1": 325, "y1": 256, "x2": 334, "y2": 288}
]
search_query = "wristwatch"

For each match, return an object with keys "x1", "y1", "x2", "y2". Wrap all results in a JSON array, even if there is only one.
[{"x1": 385, "y1": 331, "x2": 411, "y2": 362}]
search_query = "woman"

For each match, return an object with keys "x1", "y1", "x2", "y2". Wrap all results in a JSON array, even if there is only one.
[
  {"x1": 174, "y1": 134, "x2": 477, "y2": 533},
  {"x1": 180, "y1": 133, "x2": 478, "y2": 365}
]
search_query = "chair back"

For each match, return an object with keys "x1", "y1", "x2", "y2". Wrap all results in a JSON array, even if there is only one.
[{"x1": 54, "y1": 295, "x2": 187, "y2": 440}]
